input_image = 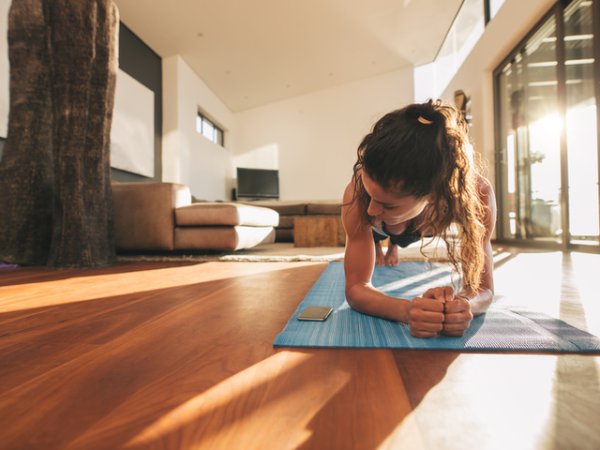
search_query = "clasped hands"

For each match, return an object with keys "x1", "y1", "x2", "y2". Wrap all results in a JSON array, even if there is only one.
[{"x1": 408, "y1": 286, "x2": 473, "y2": 338}]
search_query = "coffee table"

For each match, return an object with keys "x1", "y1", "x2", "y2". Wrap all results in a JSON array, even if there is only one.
[{"x1": 293, "y1": 215, "x2": 345, "y2": 247}]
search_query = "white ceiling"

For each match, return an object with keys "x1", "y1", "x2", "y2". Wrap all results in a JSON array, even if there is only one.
[{"x1": 113, "y1": 0, "x2": 462, "y2": 112}]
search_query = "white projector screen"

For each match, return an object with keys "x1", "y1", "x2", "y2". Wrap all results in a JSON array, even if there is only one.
[{"x1": 110, "y1": 69, "x2": 155, "y2": 177}]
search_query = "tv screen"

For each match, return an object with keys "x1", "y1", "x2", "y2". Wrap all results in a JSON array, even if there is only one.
[{"x1": 236, "y1": 167, "x2": 279, "y2": 199}]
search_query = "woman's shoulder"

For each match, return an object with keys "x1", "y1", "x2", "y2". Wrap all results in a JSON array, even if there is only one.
[
  {"x1": 341, "y1": 179, "x2": 371, "y2": 237},
  {"x1": 476, "y1": 174, "x2": 494, "y2": 194},
  {"x1": 475, "y1": 175, "x2": 496, "y2": 208},
  {"x1": 474, "y1": 174, "x2": 497, "y2": 236},
  {"x1": 342, "y1": 180, "x2": 355, "y2": 203}
]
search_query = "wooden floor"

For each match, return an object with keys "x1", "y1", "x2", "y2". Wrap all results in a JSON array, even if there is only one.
[{"x1": 1, "y1": 247, "x2": 599, "y2": 449}]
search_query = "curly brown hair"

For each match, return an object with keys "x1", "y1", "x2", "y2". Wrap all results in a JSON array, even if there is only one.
[{"x1": 351, "y1": 99, "x2": 486, "y2": 293}]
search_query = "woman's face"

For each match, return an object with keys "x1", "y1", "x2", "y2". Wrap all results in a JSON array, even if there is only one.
[{"x1": 361, "y1": 170, "x2": 430, "y2": 225}]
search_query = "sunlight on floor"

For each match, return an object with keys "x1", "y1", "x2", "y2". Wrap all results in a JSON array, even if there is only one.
[
  {"x1": 377, "y1": 412, "x2": 425, "y2": 449},
  {"x1": 398, "y1": 354, "x2": 559, "y2": 449},
  {"x1": 568, "y1": 252, "x2": 600, "y2": 335},
  {"x1": 493, "y1": 250, "x2": 564, "y2": 313},
  {"x1": 377, "y1": 249, "x2": 600, "y2": 449},
  {"x1": 125, "y1": 350, "x2": 351, "y2": 449},
  {"x1": 0, "y1": 261, "x2": 325, "y2": 314},
  {"x1": 492, "y1": 249, "x2": 600, "y2": 335}
]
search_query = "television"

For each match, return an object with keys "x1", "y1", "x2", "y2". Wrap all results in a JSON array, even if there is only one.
[{"x1": 236, "y1": 167, "x2": 279, "y2": 200}]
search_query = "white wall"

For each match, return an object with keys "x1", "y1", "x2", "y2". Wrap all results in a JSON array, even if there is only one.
[
  {"x1": 162, "y1": 55, "x2": 237, "y2": 201},
  {"x1": 235, "y1": 69, "x2": 414, "y2": 201},
  {"x1": 440, "y1": 0, "x2": 555, "y2": 186}
]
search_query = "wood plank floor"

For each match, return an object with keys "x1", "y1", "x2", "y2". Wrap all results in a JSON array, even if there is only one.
[{"x1": 1, "y1": 247, "x2": 599, "y2": 449}]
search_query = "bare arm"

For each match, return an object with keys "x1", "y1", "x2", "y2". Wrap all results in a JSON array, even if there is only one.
[
  {"x1": 341, "y1": 182, "x2": 445, "y2": 337},
  {"x1": 463, "y1": 175, "x2": 497, "y2": 316},
  {"x1": 442, "y1": 176, "x2": 497, "y2": 335},
  {"x1": 342, "y1": 182, "x2": 409, "y2": 322}
]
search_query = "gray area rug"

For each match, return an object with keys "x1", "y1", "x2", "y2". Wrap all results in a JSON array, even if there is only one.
[
  {"x1": 116, "y1": 240, "x2": 450, "y2": 263},
  {"x1": 117, "y1": 243, "x2": 346, "y2": 263}
]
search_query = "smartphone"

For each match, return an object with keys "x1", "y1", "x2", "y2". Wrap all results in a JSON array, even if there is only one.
[{"x1": 297, "y1": 306, "x2": 333, "y2": 321}]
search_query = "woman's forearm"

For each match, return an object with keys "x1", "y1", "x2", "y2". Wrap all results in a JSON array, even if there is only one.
[
  {"x1": 462, "y1": 288, "x2": 494, "y2": 316},
  {"x1": 345, "y1": 283, "x2": 410, "y2": 323}
]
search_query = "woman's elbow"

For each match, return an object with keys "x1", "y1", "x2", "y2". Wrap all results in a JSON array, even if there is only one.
[
  {"x1": 345, "y1": 285, "x2": 367, "y2": 313},
  {"x1": 472, "y1": 288, "x2": 494, "y2": 316}
]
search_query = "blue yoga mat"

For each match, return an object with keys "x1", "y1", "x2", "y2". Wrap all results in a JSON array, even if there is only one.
[{"x1": 274, "y1": 262, "x2": 600, "y2": 353}]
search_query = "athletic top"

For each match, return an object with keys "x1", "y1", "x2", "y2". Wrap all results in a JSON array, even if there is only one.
[{"x1": 372, "y1": 222, "x2": 421, "y2": 248}]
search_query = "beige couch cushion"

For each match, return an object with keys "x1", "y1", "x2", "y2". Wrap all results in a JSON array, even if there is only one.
[
  {"x1": 176, "y1": 202, "x2": 279, "y2": 227},
  {"x1": 175, "y1": 226, "x2": 276, "y2": 250},
  {"x1": 237, "y1": 200, "x2": 307, "y2": 216}
]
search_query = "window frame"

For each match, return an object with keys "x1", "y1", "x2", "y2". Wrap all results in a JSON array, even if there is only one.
[{"x1": 196, "y1": 111, "x2": 224, "y2": 146}]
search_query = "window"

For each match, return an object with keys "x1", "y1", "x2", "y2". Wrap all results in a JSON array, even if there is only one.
[
  {"x1": 494, "y1": 0, "x2": 600, "y2": 251},
  {"x1": 414, "y1": 0, "x2": 505, "y2": 101},
  {"x1": 196, "y1": 112, "x2": 224, "y2": 146},
  {"x1": 488, "y1": 0, "x2": 506, "y2": 21},
  {"x1": 414, "y1": 0, "x2": 486, "y2": 100}
]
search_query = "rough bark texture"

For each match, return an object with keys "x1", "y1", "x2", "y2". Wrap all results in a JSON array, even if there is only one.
[
  {"x1": 0, "y1": 1, "x2": 54, "y2": 265},
  {"x1": 0, "y1": 0, "x2": 118, "y2": 267}
]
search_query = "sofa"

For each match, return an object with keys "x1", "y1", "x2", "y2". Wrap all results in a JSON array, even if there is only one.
[
  {"x1": 236, "y1": 199, "x2": 343, "y2": 244},
  {"x1": 112, "y1": 182, "x2": 279, "y2": 251}
]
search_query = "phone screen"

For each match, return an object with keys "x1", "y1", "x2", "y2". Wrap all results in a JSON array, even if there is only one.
[{"x1": 297, "y1": 306, "x2": 333, "y2": 321}]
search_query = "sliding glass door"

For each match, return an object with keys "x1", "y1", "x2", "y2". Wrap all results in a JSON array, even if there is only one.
[
  {"x1": 564, "y1": 0, "x2": 599, "y2": 246},
  {"x1": 494, "y1": 0, "x2": 600, "y2": 250}
]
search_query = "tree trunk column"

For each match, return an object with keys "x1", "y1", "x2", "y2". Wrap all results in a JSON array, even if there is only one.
[
  {"x1": 47, "y1": 0, "x2": 118, "y2": 267},
  {"x1": 0, "y1": 0, "x2": 54, "y2": 265},
  {"x1": 0, "y1": 0, "x2": 118, "y2": 268}
]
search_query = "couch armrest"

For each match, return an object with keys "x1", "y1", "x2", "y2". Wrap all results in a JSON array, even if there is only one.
[{"x1": 112, "y1": 182, "x2": 191, "y2": 250}]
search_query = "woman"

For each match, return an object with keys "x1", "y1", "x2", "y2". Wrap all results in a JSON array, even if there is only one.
[{"x1": 341, "y1": 99, "x2": 497, "y2": 338}]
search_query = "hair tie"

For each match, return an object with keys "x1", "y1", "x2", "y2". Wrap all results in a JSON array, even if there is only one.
[{"x1": 417, "y1": 116, "x2": 433, "y2": 125}]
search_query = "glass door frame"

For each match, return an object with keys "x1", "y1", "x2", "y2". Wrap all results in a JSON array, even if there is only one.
[{"x1": 493, "y1": 0, "x2": 600, "y2": 253}]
